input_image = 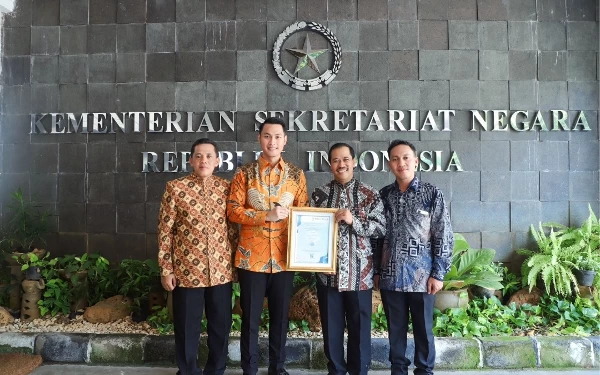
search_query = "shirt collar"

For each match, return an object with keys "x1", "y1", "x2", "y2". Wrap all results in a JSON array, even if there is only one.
[
  {"x1": 394, "y1": 176, "x2": 420, "y2": 193},
  {"x1": 190, "y1": 173, "x2": 214, "y2": 186},
  {"x1": 258, "y1": 155, "x2": 285, "y2": 173},
  {"x1": 332, "y1": 178, "x2": 356, "y2": 190}
]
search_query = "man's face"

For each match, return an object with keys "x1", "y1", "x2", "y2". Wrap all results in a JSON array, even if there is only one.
[
  {"x1": 258, "y1": 123, "x2": 287, "y2": 160},
  {"x1": 388, "y1": 144, "x2": 419, "y2": 182},
  {"x1": 189, "y1": 143, "x2": 220, "y2": 179},
  {"x1": 329, "y1": 146, "x2": 355, "y2": 184}
]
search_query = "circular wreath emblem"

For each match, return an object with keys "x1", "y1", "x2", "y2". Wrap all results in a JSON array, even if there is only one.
[{"x1": 272, "y1": 21, "x2": 342, "y2": 91}]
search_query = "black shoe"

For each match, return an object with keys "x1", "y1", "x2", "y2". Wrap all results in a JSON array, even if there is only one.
[{"x1": 267, "y1": 369, "x2": 289, "y2": 375}]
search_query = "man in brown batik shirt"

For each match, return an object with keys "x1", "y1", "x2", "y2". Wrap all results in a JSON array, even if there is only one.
[{"x1": 158, "y1": 138, "x2": 238, "y2": 375}]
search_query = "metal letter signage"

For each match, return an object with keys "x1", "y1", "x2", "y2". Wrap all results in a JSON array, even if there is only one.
[{"x1": 272, "y1": 21, "x2": 342, "y2": 91}]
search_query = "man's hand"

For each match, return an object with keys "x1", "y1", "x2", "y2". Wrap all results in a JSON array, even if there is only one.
[
  {"x1": 266, "y1": 205, "x2": 289, "y2": 222},
  {"x1": 373, "y1": 274, "x2": 380, "y2": 291},
  {"x1": 427, "y1": 277, "x2": 443, "y2": 295},
  {"x1": 335, "y1": 208, "x2": 353, "y2": 225},
  {"x1": 161, "y1": 274, "x2": 177, "y2": 292}
]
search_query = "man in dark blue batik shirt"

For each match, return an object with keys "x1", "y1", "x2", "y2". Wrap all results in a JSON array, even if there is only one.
[{"x1": 374, "y1": 140, "x2": 453, "y2": 375}]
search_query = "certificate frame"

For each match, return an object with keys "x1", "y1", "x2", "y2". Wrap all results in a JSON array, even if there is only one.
[{"x1": 286, "y1": 207, "x2": 339, "y2": 272}]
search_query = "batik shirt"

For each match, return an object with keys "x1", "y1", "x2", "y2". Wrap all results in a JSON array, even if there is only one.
[
  {"x1": 227, "y1": 156, "x2": 309, "y2": 273},
  {"x1": 376, "y1": 177, "x2": 453, "y2": 292},
  {"x1": 311, "y1": 179, "x2": 386, "y2": 291},
  {"x1": 158, "y1": 174, "x2": 238, "y2": 288}
]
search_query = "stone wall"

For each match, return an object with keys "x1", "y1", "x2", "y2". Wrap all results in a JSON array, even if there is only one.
[{"x1": 0, "y1": 0, "x2": 598, "y2": 263}]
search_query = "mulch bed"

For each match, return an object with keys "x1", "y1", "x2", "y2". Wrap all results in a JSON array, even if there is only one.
[{"x1": 0, "y1": 353, "x2": 43, "y2": 375}]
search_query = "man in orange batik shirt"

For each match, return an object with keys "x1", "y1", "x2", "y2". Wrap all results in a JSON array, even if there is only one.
[
  {"x1": 227, "y1": 117, "x2": 309, "y2": 375},
  {"x1": 158, "y1": 138, "x2": 238, "y2": 375}
]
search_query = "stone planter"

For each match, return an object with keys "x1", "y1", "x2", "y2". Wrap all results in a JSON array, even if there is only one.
[
  {"x1": 21, "y1": 279, "x2": 45, "y2": 321},
  {"x1": 434, "y1": 288, "x2": 469, "y2": 312},
  {"x1": 4, "y1": 249, "x2": 47, "y2": 311}
]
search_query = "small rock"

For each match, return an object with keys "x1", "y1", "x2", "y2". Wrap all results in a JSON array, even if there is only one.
[
  {"x1": 578, "y1": 285, "x2": 593, "y2": 299},
  {"x1": 507, "y1": 287, "x2": 542, "y2": 307},
  {"x1": 83, "y1": 295, "x2": 133, "y2": 324},
  {"x1": 288, "y1": 286, "x2": 321, "y2": 332},
  {"x1": 0, "y1": 306, "x2": 15, "y2": 323}
]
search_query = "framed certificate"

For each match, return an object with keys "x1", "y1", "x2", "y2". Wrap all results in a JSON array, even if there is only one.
[{"x1": 286, "y1": 207, "x2": 339, "y2": 272}]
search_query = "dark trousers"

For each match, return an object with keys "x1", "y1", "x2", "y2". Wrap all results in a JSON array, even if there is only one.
[
  {"x1": 238, "y1": 268, "x2": 295, "y2": 375},
  {"x1": 380, "y1": 290, "x2": 436, "y2": 375},
  {"x1": 172, "y1": 283, "x2": 232, "y2": 375},
  {"x1": 316, "y1": 284, "x2": 372, "y2": 375}
]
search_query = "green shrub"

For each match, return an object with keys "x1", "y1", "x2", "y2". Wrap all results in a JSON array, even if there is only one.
[
  {"x1": 433, "y1": 295, "x2": 600, "y2": 338},
  {"x1": 2, "y1": 188, "x2": 50, "y2": 253},
  {"x1": 38, "y1": 278, "x2": 71, "y2": 317},
  {"x1": 147, "y1": 306, "x2": 174, "y2": 335},
  {"x1": 443, "y1": 234, "x2": 503, "y2": 291},
  {"x1": 371, "y1": 304, "x2": 387, "y2": 331}
]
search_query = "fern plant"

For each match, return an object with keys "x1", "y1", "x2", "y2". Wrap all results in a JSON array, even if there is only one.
[{"x1": 518, "y1": 224, "x2": 579, "y2": 297}]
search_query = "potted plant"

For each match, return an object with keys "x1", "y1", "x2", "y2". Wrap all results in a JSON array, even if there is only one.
[
  {"x1": 14, "y1": 252, "x2": 52, "y2": 281},
  {"x1": 470, "y1": 262, "x2": 505, "y2": 299},
  {"x1": 520, "y1": 206, "x2": 600, "y2": 295},
  {"x1": 568, "y1": 207, "x2": 600, "y2": 287},
  {"x1": 436, "y1": 234, "x2": 503, "y2": 311},
  {"x1": 573, "y1": 256, "x2": 600, "y2": 287},
  {"x1": 518, "y1": 223, "x2": 579, "y2": 297}
]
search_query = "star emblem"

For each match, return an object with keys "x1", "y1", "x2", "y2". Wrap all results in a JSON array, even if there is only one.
[{"x1": 286, "y1": 34, "x2": 328, "y2": 75}]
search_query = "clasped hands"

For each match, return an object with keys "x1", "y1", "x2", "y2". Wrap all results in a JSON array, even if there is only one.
[
  {"x1": 373, "y1": 275, "x2": 442, "y2": 295},
  {"x1": 266, "y1": 204, "x2": 289, "y2": 222}
]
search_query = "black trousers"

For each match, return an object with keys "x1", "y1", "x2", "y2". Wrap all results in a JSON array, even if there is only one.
[
  {"x1": 172, "y1": 283, "x2": 232, "y2": 375},
  {"x1": 237, "y1": 268, "x2": 295, "y2": 375},
  {"x1": 316, "y1": 284, "x2": 372, "y2": 375},
  {"x1": 380, "y1": 290, "x2": 436, "y2": 375}
]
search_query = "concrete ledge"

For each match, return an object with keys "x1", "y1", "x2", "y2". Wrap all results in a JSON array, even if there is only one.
[
  {"x1": 479, "y1": 336, "x2": 537, "y2": 368},
  {"x1": 309, "y1": 338, "x2": 327, "y2": 370},
  {"x1": 0, "y1": 332, "x2": 36, "y2": 353},
  {"x1": 144, "y1": 335, "x2": 176, "y2": 366},
  {"x1": 535, "y1": 336, "x2": 594, "y2": 368},
  {"x1": 89, "y1": 334, "x2": 145, "y2": 364},
  {"x1": 589, "y1": 336, "x2": 600, "y2": 367},
  {"x1": 278, "y1": 338, "x2": 311, "y2": 368},
  {"x1": 34, "y1": 333, "x2": 91, "y2": 363},
  {"x1": 0, "y1": 332, "x2": 597, "y2": 369},
  {"x1": 434, "y1": 337, "x2": 481, "y2": 369}
]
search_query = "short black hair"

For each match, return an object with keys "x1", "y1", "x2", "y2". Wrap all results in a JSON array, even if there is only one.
[
  {"x1": 388, "y1": 139, "x2": 417, "y2": 156},
  {"x1": 328, "y1": 142, "x2": 356, "y2": 161},
  {"x1": 190, "y1": 138, "x2": 219, "y2": 155},
  {"x1": 259, "y1": 117, "x2": 287, "y2": 134}
]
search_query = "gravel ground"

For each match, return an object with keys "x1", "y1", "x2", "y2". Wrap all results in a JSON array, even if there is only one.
[
  {"x1": 0, "y1": 315, "x2": 158, "y2": 335},
  {"x1": 0, "y1": 314, "x2": 390, "y2": 338}
]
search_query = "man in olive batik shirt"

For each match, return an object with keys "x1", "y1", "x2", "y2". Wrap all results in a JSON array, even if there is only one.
[
  {"x1": 311, "y1": 143, "x2": 386, "y2": 375},
  {"x1": 158, "y1": 138, "x2": 238, "y2": 375}
]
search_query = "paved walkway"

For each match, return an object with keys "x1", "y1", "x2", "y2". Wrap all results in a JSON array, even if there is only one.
[{"x1": 30, "y1": 366, "x2": 600, "y2": 375}]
